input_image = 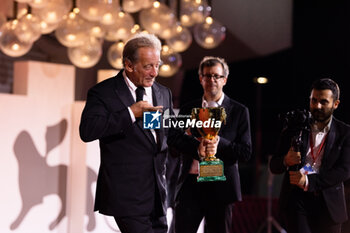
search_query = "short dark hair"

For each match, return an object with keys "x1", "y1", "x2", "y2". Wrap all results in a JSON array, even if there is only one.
[{"x1": 311, "y1": 78, "x2": 340, "y2": 100}]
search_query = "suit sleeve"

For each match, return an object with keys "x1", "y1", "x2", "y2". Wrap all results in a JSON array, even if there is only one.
[
  {"x1": 216, "y1": 106, "x2": 252, "y2": 164},
  {"x1": 79, "y1": 87, "x2": 133, "y2": 142},
  {"x1": 167, "y1": 106, "x2": 201, "y2": 160}
]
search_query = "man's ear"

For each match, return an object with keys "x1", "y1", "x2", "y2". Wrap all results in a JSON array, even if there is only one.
[
  {"x1": 125, "y1": 59, "x2": 133, "y2": 72},
  {"x1": 334, "y1": 99, "x2": 340, "y2": 109}
]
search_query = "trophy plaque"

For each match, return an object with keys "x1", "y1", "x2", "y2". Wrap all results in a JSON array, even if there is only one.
[{"x1": 191, "y1": 107, "x2": 227, "y2": 182}]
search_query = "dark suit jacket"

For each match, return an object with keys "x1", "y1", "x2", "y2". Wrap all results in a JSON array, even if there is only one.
[
  {"x1": 167, "y1": 95, "x2": 252, "y2": 204},
  {"x1": 270, "y1": 117, "x2": 350, "y2": 223},
  {"x1": 79, "y1": 70, "x2": 173, "y2": 217}
]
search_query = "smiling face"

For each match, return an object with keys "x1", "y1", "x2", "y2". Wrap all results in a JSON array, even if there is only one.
[
  {"x1": 309, "y1": 89, "x2": 339, "y2": 124},
  {"x1": 199, "y1": 63, "x2": 227, "y2": 101},
  {"x1": 125, "y1": 47, "x2": 161, "y2": 87}
]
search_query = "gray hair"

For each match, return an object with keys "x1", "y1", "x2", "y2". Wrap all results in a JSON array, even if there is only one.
[
  {"x1": 122, "y1": 33, "x2": 162, "y2": 65},
  {"x1": 198, "y1": 56, "x2": 229, "y2": 77}
]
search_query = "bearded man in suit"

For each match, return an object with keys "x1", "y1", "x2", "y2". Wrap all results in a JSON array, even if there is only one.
[
  {"x1": 270, "y1": 78, "x2": 350, "y2": 233},
  {"x1": 80, "y1": 33, "x2": 174, "y2": 233}
]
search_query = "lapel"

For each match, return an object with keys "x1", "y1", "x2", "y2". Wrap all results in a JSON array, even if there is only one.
[
  {"x1": 152, "y1": 83, "x2": 163, "y2": 149},
  {"x1": 321, "y1": 121, "x2": 336, "y2": 166},
  {"x1": 113, "y1": 70, "x2": 134, "y2": 108},
  {"x1": 113, "y1": 71, "x2": 157, "y2": 146},
  {"x1": 152, "y1": 82, "x2": 163, "y2": 107},
  {"x1": 219, "y1": 95, "x2": 232, "y2": 136},
  {"x1": 221, "y1": 95, "x2": 233, "y2": 113}
]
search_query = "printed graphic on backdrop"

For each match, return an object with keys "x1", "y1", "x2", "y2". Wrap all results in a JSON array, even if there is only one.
[{"x1": 10, "y1": 120, "x2": 97, "y2": 231}]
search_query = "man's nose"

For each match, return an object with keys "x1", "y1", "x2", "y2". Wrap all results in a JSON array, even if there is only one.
[
  {"x1": 150, "y1": 66, "x2": 158, "y2": 77},
  {"x1": 316, "y1": 102, "x2": 322, "y2": 109}
]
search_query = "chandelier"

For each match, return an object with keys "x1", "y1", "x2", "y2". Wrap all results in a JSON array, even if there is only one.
[{"x1": 0, "y1": 0, "x2": 226, "y2": 77}]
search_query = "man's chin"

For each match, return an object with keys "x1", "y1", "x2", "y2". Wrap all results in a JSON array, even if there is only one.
[
  {"x1": 312, "y1": 112, "x2": 323, "y2": 120},
  {"x1": 144, "y1": 80, "x2": 154, "y2": 87},
  {"x1": 313, "y1": 116, "x2": 324, "y2": 122},
  {"x1": 313, "y1": 115, "x2": 331, "y2": 124}
]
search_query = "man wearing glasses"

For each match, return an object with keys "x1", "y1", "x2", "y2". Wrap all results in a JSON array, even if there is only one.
[{"x1": 168, "y1": 56, "x2": 252, "y2": 233}]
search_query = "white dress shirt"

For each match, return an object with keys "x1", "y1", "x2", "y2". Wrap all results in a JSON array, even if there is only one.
[
  {"x1": 303, "y1": 117, "x2": 332, "y2": 190},
  {"x1": 123, "y1": 71, "x2": 157, "y2": 142}
]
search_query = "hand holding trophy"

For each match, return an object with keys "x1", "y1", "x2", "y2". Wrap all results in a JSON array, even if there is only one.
[{"x1": 191, "y1": 107, "x2": 227, "y2": 182}]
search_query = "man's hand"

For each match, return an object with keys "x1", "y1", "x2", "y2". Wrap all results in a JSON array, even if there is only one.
[
  {"x1": 289, "y1": 171, "x2": 306, "y2": 189},
  {"x1": 130, "y1": 101, "x2": 163, "y2": 118},
  {"x1": 284, "y1": 147, "x2": 301, "y2": 167},
  {"x1": 198, "y1": 136, "x2": 219, "y2": 159}
]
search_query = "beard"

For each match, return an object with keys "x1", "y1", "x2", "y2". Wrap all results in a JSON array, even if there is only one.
[{"x1": 311, "y1": 107, "x2": 334, "y2": 123}]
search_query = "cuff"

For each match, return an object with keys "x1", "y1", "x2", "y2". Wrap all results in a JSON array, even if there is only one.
[
  {"x1": 304, "y1": 175, "x2": 309, "y2": 191},
  {"x1": 128, "y1": 107, "x2": 136, "y2": 123}
]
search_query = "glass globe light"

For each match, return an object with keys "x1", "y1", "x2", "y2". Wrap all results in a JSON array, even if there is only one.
[
  {"x1": 15, "y1": 14, "x2": 42, "y2": 43},
  {"x1": 29, "y1": 0, "x2": 49, "y2": 9},
  {"x1": 55, "y1": 10, "x2": 90, "y2": 47},
  {"x1": 37, "y1": 18, "x2": 59, "y2": 34},
  {"x1": 122, "y1": 0, "x2": 143, "y2": 13},
  {"x1": 139, "y1": 1, "x2": 177, "y2": 39},
  {"x1": 0, "y1": 20, "x2": 33, "y2": 57},
  {"x1": 107, "y1": 41, "x2": 124, "y2": 69},
  {"x1": 88, "y1": 22, "x2": 106, "y2": 38},
  {"x1": 101, "y1": 12, "x2": 115, "y2": 25},
  {"x1": 159, "y1": 45, "x2": 182, "y2": 77},
  {"x1": 0, "y1": 12, "x2": 6, "y2": 28},
  {"x1": 142, "y1": 0, "x2": 153, "y2": 9},
  {"x1": 180, "y1": 0, "x2": 210, "y2": 27},
  {"x1": 32, "y1": 0, "x2": 72, "y2": 24},
  {"x1": 104, "y1": 11, "x2": 134, "y2": 42},
  {"x1": 193, "y1": 16, "x2": 226, "y2": 49},
  {"x1": 129, "y1": 24, "x2": 142, "y2": 37},
  {"x1": 126, "y1": 24, "x2": 150, "y2": 41},
  {"x1": 159, "y1": 23, "x2": 178, "y2": 40},
  {"x1": 17, "y1": 7, "x2": 28, "y2": 19},
  {"x1": 77, "y1": 0, "x2": 119, "y2": 23},
  {"x1": 68, "y1": 37, "x2": 103, "y2": 68},
  {"x1": 166, "y1": 25, "x2": 192, "y2": 52}
]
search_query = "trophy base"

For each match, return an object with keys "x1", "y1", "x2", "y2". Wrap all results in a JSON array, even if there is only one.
[{"x1": 197, "y1": 160, "x2": 226, "y2": 182}]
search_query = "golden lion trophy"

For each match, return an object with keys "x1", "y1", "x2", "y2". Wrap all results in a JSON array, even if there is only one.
[{"x1": 191, "y1": 107, "x2": 226, "y2": 182}]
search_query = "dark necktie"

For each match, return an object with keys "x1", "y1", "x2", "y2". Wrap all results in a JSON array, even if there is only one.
[
  {"x1": 136, "y1": 86, "x2": 145, "y2": 102},
  {"x1": 135, "y1": 86, "x2": 156, "y2": 144}
]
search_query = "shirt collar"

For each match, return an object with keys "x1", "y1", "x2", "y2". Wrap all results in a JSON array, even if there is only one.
[
  {"x1": 311, "y1": 116, "x2": 332, "y2": 133},
  {"x1": 202, "y1": 93, "x2": 225, "y2": 107}
]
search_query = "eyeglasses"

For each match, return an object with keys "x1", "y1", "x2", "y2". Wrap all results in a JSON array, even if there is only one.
[{"x1": 202, "y1": 74, "x2": 226, "y2": 80}]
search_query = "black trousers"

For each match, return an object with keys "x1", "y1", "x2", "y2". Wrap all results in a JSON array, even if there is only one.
[
  {"x1": 114, "y1": 183, "x2": 167, "y2": 233},
  {"x1": 284, "y1": 189, "x2": 341, "y2": 233},
  {"x1": 114, "y1": 215, "x2": 167, "y2": 233},
  {"x1": 174, "y1": 175, "x2": 233, "y2": 233}
]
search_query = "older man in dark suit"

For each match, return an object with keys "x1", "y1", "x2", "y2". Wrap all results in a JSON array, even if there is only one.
[
  {"x1": 167, "y1": 56, "x2": 252, "y2": 233},
  {"x1": 80, "y1": 34, "x2": 173, "y2": 233},
  {"x1": 270, "y1": 78, "x2": 350, "y2": 233}
]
